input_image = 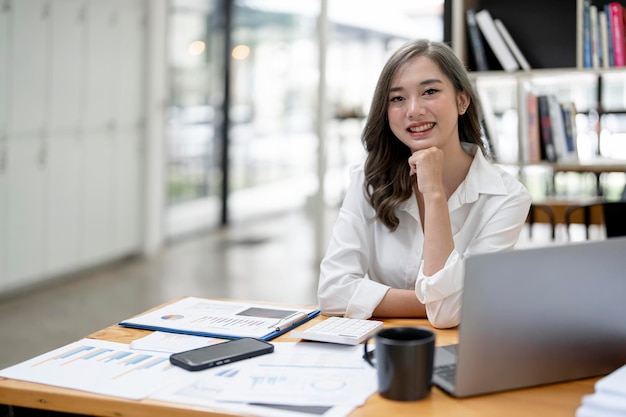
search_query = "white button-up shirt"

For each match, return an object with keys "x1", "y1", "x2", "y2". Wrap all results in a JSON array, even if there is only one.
[{"x1": 318, "y1": 144, "x2": 532, "y2": 328}]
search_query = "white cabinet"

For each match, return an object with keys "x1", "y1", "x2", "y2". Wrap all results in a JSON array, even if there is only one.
[
  {"x1": 80, "y1": 131, "x2": 115, "y2": 266},
  {"x1": 0, "y1": 142, "x2": 6, "y2": 291},
  {"x1": 79, "y1": 131, "x2": 144, "y2": 269},
  {"x1": 111, "y1": 0, "x2": 145, "y2": 256},
  {"x1": 83, "y1": 0, "x2": 118, "y2": 131},
  {"x1": 3, "y1": 138, "x2": 46, "y2": 289},
  {"x1": 0, "y1": 1, "x2": 8, "y2": 289},
  {"x1": 116, "y1": 0, "x2": 145, "y2": 130},
  {"x1": 0, "y1": 0, "x2": 148, "y2": 294},
  {"x1": 49, "y1": 0, "x2": 85, "y2": 133},
  {"x1": 10, "y1": 0, "x2": 49, "y2": 137},
  {"x1": 0, "y1": 0, "x2": 9, "y2": 132},
  {"x1": 43, "y1": 0, "x2": 86, "y2": 277},
  {"x1": 45, "y1": 134, "x2": 83, "y2": 276},
  {"x1": 79, "y1": 0, "x2": 146, "y2": 267},
  {"x1": 112, "y1": 129, "x2": 143, "y2": 256}
]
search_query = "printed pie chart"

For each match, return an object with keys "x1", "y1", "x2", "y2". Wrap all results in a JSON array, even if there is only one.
[{"x1": 161, "y1": 314, "x2": 184, "y2": 320}]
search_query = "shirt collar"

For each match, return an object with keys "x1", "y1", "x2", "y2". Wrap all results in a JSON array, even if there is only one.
[
  {"x1": 450, "y1": 142, "x2": 510, "y2": 206},
  {"x1": 399, "y1": 143, "x2": 509, "y2": 213}
]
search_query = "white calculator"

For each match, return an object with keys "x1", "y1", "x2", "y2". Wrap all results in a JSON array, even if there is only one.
[{"x1": 291, "y1": 316, "x2": 384, "y2": 345}]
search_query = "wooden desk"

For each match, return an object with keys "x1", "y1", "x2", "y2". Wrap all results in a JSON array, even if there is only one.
[{"x1": 0, "y1": 305, "x2": 597, "y2": 417}]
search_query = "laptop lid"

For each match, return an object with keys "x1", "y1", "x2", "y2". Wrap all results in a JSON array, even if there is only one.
[{"x1": 435, "y1": 237, "x2": 626, "y2": 397}]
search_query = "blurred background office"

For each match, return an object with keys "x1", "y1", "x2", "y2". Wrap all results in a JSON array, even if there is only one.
[{"x1": 0, "y1": 0, "x2": 446, "y2": 368}]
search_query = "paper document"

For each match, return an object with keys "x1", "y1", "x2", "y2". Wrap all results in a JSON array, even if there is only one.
[
  {"x1": 119, "y1": 297, "x2": 320, "y2": 340},
  {"x1": 216, "y1": 342, "x2": 376, "y2": 406},
  {"x1": 151, "y1": 342, "x2": 376, "y2": 414},
  {"x1": 576, "y1": 364, "x2": 626, "y2": 417},
  {"x1": 595, "y1": 364, "x2": 626, "y2": 396},
  {"x1": 0, "y1": 338, "x2": 374, "y2": 417},
  {"x1": 130, "y1": 331, "x2": 220, "y2": 353},
  {"x1": 0, "y1": 339, "x2": 187, "y2": 400}
]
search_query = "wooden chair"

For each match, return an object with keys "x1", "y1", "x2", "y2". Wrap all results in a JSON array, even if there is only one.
[
  {"x1": 526, "y1": 197, "x2": 604, "y2": 240},
  {"x1": 526, "y1": 204, "x2": 556, "y2": 240},
  {"x1": 564, "y1": 201, "x2": 626, "y2": 239}
]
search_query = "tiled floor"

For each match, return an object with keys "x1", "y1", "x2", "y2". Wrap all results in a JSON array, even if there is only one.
[{"x1": 0, "y1": 206, "x2": 593, "y2": 370}]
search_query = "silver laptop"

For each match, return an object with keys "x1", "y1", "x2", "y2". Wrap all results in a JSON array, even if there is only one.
[{"x1": 433, "y1": 237, "x2": 626, "y2": 397}]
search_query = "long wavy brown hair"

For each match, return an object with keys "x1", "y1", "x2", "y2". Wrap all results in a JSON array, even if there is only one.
[{"x1": 362, "y1": 39, "x2": 487, "y2": 231}]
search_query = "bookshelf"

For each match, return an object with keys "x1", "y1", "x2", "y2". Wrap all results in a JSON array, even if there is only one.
[
  {"x1": 447, "y1": 0, "x2": 626, "y2": 201},
  {"x1": 472, "y1": 68, "x2": 626, "y2": 200},
  {"x1": 448, "y1": 0, "x2": 623, "y2": 71}
]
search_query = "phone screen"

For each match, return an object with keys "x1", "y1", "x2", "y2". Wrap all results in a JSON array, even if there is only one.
[{"x1": 170, "y1": 338, "x2": 274, "y2": 371}]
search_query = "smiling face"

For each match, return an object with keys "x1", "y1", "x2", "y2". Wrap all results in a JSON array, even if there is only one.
[{"x1": 387, "y1": 55, "x2": 469, "y2": 154}]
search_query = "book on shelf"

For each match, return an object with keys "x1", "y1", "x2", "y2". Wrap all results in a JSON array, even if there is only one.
[
  {"x1": 474, "y1": 9, "x2": 520, "y2": 72},
  {"x1": 590, "y1": 5, "x2": 600, "y2": 68},
  {"x1": 560, "y1": 102, "x2": 578, "y2": 161},
  {"x1": 535, "y1": 95, "x2": 578, "y2": 163},
  {"x1": 583, "y1": 0, "x2": 593, "y2": 68},
  {"x1": 537, "y1": 95, "x2": 557, "y2": 162},
  {"x1": 526, "y1": 93, "x2": 542, "y2": 164},
  {"x1": 466, "y1": 8, "x2": 490, "y2": 71},
  {"x1": 598, "y1": 10, "x2": 611, "y2": 68},
  {"x1": 605, "y1": 3, "x2": 616, "y2": 67},
  {"x1": 119, "y1": 297, "x2": 320, "y2": 341},
  {"x1": 608, "y1": 1, "x2": 626, "y2": 66},
  {"x1": 494, "y1": 18, "x2": 531, "y2": 71},
  {"x1": 476, "y1": 86, "x2": 500, "y2": 160},
  {"x1": 482, "y1": 0, "x2": 576, "y2": 68},
  {"x1": 546, "y1": 95, "x2": 569, "y2": 162},
  {"x1": 589, "y1": 4, "x2": 602, "y2": 68},
  {"x1": 577, "y1": 0, "x2": 586, "y2": 68},
  {"x1": 581, "y1": 1, "x2": 626, "y2": 68}
]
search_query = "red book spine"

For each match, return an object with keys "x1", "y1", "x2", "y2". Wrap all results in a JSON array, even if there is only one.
[
  {"x1": 609, "y1": 2, "x2": 626, "y2": 66},
  {"x1": 527, "y1": 94, "x2": 541, "y2": 163}
]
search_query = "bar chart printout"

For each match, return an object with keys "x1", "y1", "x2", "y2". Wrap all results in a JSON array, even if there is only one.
[{"x1": 0, "y1": 339, "x2": 186, "y2": 399}]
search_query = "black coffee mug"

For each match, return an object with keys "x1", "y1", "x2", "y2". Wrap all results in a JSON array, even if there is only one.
[{"x1": 364, "y1": 327, "x2": 435, "y2": 401}]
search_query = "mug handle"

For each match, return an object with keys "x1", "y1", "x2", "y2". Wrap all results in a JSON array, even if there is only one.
[{"x1": 363, "y1": 336, "x2": 376, "y2": 367}]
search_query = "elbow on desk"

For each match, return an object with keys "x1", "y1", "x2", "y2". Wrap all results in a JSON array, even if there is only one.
[
  {"x1": 318, "y1": 305, "x2": 345, "y2": 318},
  {"x1": 317, "y1": 294, "x2": 348, "y2": 318},
  {"x1": 425, "y1": 300, "x2": 461, "y2": 329},
  {"x1": 428, "y1": 315, "x2": 459, "y2": 329}
]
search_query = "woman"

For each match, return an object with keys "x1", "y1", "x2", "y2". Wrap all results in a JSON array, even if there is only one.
[{"x1": 317, "y1": 39, "x2": 531, "y2": 328}]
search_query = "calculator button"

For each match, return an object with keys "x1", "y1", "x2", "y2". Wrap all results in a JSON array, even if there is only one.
[{"x1": 291, "y1": 317, "x2": 383, "y2": 345}]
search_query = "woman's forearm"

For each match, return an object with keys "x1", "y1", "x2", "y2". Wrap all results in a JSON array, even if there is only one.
[{"x1": 373, "y1": 288, "x2": 427, "y2": 317}]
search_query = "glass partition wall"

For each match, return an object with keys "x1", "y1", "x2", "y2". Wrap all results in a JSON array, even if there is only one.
[
  {"x1": 167, "y1": 0, "x2": 225, "y2": 236},
  {"x1": 166, "y1": 0, "x2": 444, "y2": 238}
]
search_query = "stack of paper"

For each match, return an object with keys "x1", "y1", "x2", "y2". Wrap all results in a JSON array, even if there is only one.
[
  {"x1": 150, "y1": 341, "x2": 377, "y2": 417},
  {"x1": 576, "y1": 364, "x2": 626, "y2": 417},
  {"x1": 119, "y1": 297, "x2": 320, "y2": 341},
  {"x1": 0, "y1": 339, "x2": 186, "y2": 400},
  {"x1": 0, "y1": 334, "x2": 376, "y2": 417}
]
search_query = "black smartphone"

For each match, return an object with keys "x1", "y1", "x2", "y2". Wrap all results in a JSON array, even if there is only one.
[{"x1": 169, "y1": 337, "x2": 274, "y2": 371}]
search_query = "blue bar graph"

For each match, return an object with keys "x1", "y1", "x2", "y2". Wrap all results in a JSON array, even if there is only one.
[
  {"x1": 105, "y1": 351, "x2": 132, "y2": 362},
  {"x1": 84, "y1": 349, "x2": 113, "y2": 360},
  {"x1": 6, "y1": 339, "x2": 181, "y2": 401},
  {"x1": 142, "y1": 358, "x2": 168, "y2": 369},
  {"x1": 125, "y1": 354, "x2": 151, "y2": 365},
  {"x1": 59, "y1": 346, "x2": 94, "y2": 359}
]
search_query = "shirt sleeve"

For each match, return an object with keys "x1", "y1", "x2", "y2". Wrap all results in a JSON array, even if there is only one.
[
  {"x1": 415, "y1": 189, "x2": 532, "y2": 329},
  {"x1": 317, "y1": 167, "x2": 390, "y2": 319}
]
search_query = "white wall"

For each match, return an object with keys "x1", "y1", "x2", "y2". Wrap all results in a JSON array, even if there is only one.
[{"x1": 0, "y1": 0, "x2": 166, "y2": 294}]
